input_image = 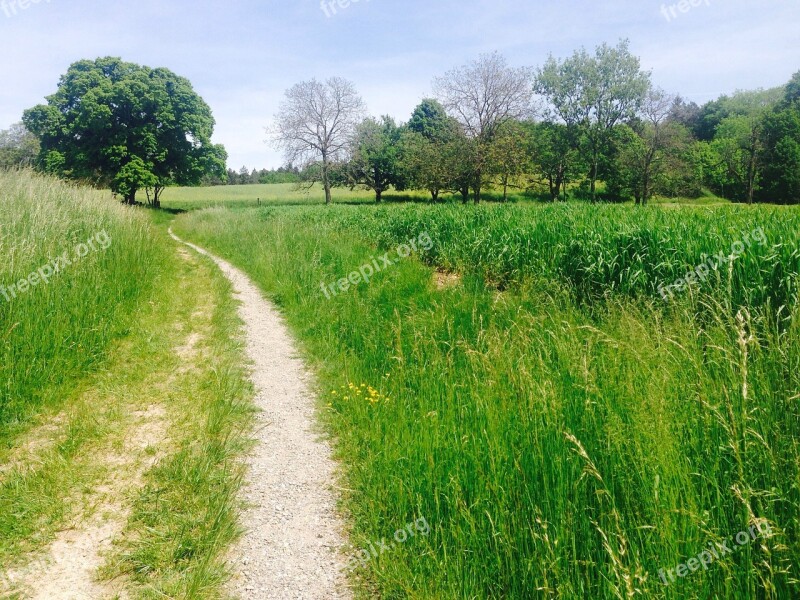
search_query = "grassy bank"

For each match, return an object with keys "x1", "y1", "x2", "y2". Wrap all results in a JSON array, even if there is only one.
[
  {"x1": 174, "y1": 203, "x2": 800, "y2": 599},
  {"x1": 0, "y1": 170, "x2": 165, "y2": 438}
]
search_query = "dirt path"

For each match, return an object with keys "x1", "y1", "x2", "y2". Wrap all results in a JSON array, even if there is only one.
[{"x1": 169, "y1": 229, "x2": 352, "y2": 600}]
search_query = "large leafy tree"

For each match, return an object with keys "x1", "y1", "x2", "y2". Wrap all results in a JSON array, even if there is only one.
[
  {"x1": 407, "y1": 98, "x2": 452, "y2": 141},
  {"x1": 535, "y1": 40, "x2": 651, "y2": 199},
  {"x1": 401, "y1": 99, "x2": 465, "y2": 202},
  {"x1": 528, "y1": 122, "x2": 585, "y2": 201},
  {"x1": 710, "y1": 88, "x2": 782, "y2": 203},
  {"x1": 614, "y1": 88, "x2": 683, "y2": 205},
  {"x1": 23, "y1": 57, "x2": 227, "y2": 207}
]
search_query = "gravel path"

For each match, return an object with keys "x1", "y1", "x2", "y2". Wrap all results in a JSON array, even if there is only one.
[{"x1": 169, "y1": 229, "x2": 352, "y2": 600}]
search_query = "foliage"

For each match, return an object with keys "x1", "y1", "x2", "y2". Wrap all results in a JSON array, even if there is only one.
[
  {"x1": 346, "y1": 116, "x2": 405, "y2": 202},
  {"x1": 758, "y1": 75, "x2": 800, "y2": 204},
  {"x1": 22, "y1": 57, "x2": 226, "y2": 206},
  {"x1": 536, "y1": 39, "x2": 651, "y2": 198}
]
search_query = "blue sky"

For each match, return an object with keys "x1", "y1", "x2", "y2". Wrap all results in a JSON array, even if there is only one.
[{"x1": 1, "y1": 0, "x2": 798, "y2": 169}]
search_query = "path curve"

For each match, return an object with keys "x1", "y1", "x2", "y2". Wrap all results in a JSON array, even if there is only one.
[{"x1": 169, "y1": 229, "x2": 351, "y2": 600}]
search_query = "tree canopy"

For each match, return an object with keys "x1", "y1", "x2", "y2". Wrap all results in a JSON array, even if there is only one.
[{"x1": 23, "y1": 57, "x2": 227, "y2": 206}]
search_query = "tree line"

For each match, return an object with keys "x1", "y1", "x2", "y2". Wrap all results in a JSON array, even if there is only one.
[
  {"x1": 202, "y1": 165, "x2": 302, "y2": 186},
  {"x1": 273, "y1": 40, "x2": 800, "y2": 205},
  {"x1": 1, "y1": 47, "x2": 798, "y2": 206}
]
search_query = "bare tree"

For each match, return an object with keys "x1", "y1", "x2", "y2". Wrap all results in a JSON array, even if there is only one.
[
  {"x1": 434, "y1": 53, "x2": 534, "y2": 202},
  {"x1": 272, "y1": 77, "x2": 365, "y2": 204}
]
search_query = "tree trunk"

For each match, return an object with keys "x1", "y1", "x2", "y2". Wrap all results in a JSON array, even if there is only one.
[
  {"x1": 590, "y1": 157, "x2": 598, "y2": 201},
  {"x1": 502, "y1": 176, "x2": 509, "y2": 202},
  {"x1": 473, "y1": 168, "x2": 482, "y2": 204},
  {"x1": 747, "y1": 148, "x2": 757, "y2": 205},
  {"x1": 460, "y1": 184, "x2": 470, "y2": 204},
  {"x1": 125, "y1": 190, "x2": 137, "y2": 205},
  {"x1": 431, "y1": 189, "x2": 439, "y2": 203},
  {"x1": 322, "y1": 155, "x2": 332, "y2": 205},
  {"x1": 376, "y1": 188, "x2": 382, "y2": 203}
]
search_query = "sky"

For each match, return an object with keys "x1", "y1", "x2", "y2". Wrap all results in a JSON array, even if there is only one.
[{"x1": 1, "y1": 0, "x2": 798, "y2": 170}]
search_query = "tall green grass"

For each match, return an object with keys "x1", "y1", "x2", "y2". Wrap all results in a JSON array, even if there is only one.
[
  {"x1": 0, "y1": 170, "x2": 164, "y2": 435},
  {"x1": 327, "y1": 203, "x2": 800, "y2": 312},
  {"x1": 175, "y1": 202, "x2": 799, "y2": 599}
]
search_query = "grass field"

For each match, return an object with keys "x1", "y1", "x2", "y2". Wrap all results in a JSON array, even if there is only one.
[
  {"x1": 161, "y1": 182, "x2": 398, "y2": 210},
  {"x1": 173, "y1": 198, "x2": 799, "y2": 599},
  {"x1": 3, "y1": 173, "x2": 798, "y2": 598},
  {"x1": 159, "y1": 182, "x2": 555, "y2": 211},
  {"x1": 159, "y1": 182, "x2": 661, "y2": 211}
]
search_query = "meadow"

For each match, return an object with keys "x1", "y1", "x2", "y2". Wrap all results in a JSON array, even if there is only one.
[
  {"x1": 160, "y1": 182, "x2": 547, "y2": 211},
  {"x1": 173, "y1": 197, "x2": 800, "y2": 599},
  {"x1": 2, "y1": 172, "x2": 798, "y2": 598}
]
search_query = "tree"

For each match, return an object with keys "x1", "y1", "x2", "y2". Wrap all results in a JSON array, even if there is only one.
[
  {"x1": 486, "y1": 120, "x2": 531, "y2": 201},
  {"x1": 608, "y1": 121, "x2": 694, "y2": 203},
  {"x1": 407, "y1": 98, "x2": 452, "y2": 141},
  {"x1": 535, "y1": 40, "x2": 651, "y2": 200},
  {"x1": 528, "y1": 122, "x2": 585, "y2": 201},
  {"x1": 667, "y1": 95, "x2": 702, "y2": 132},
  {"x1": 23, "y1": 57, "x2": 227, "y2": 207},
  {"x1": 629, "y1": 88, "x2": 676, "y2": 204},
  {"x1": 272, "y1": 77, "x2": 365, "y2": 205},
  {"x1": 434, "y1": 52, "x2": 534, "y2": 202},
  {"x1": 758, "y1": 73, "x2": 800, "y2": 204},
  {"x1": 401, "y1": 99, "x2": 465, "y2": 202},
  {"x1": 0, "y1": 123, "x2": 40, "y2": 170},
  {"x1": 711, "y1": 89, "x2": 782, "y2": 203},
  {"x1": 347, "y1": 116, "x2": 404, "y2": 202}
]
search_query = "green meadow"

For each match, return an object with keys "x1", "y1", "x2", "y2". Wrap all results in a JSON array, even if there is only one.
[
  {"x1": 172, "y1": 195, "x2": 800, "y2": 599},
  {"x1": 2, "y1": 172, "x2": 799, "y2": 598}
]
